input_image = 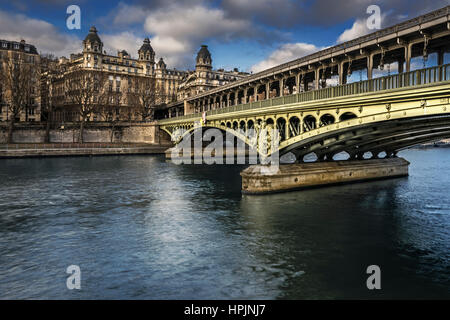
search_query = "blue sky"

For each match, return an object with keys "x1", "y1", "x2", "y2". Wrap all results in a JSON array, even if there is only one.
[{"x1": 0, "y1": 0, "x2": 449, "y2": 72}]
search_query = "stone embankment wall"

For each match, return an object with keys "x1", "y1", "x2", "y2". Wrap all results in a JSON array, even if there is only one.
[{"x1": 0, "y1": 122, "x2": 172, "y2": 144}]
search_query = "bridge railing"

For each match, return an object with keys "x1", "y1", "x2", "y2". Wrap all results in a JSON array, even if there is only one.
[{"x1": 158, "y1": 64, "x2": 450, "y2": 124}]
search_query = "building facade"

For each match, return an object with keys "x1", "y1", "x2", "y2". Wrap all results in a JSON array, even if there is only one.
[
  {"x1": 0, "y1": 39, "x2": 41, "y2": 122},
  {"x1": 47, "y1": 27, "x2": 188, "y2": 122},
  {"x1": 1, "y1": 27, "x2": 248, "y2": 124}
]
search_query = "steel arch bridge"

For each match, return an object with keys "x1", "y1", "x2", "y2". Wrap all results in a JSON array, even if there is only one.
[{"x1": 158, "y1": 64, "x2": 450, "y2": 162}]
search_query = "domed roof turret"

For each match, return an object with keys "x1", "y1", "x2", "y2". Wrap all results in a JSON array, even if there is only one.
[
  {"x1": 83, "y1": 26, "x2": 103, "y2": 53},
  {"x1": 157, "y1": 57, "x2": 166, "y2": 69},
  {"x1": 139, "y1": 38, "x2": 154, "y2": 54},
  {"x1": 84, "y1": 26, "x2": 102, "y2": 44},
  {"x1": 196, "y1": 45, "x2": 212, "y2": 70},
  {"x1": 138, "y1": 38, "x2": 155, "y2": 63}
]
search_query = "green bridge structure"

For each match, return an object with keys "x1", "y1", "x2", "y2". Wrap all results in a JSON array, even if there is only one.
[{"x1": 157, "y1": 6, "x2": 450, "y2": 193}]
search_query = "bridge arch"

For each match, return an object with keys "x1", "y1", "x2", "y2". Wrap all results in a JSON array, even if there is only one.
[
  {"x1": 288, "y1": 116, "x2": 301, "y2": 137},
  {"x1": 239, "y1": 120, "x2": 246, "y2": 131},
  {"x1": 339, "y1": 112, "x2": 357, "y2": 122},
  {"x1": 266, "y1": 117, "x2": 275, "y2": 124},
  {"x1": 276, "y1": 117, "x2": 287, "y2": 141},
  {"x1": 303, "y1": 115, "x2": 317, "y2": 132},
  {"x1": 319, "y1": 114, "x2": 336, "y2": 127}
]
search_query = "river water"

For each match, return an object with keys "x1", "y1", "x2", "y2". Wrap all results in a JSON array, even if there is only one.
[{"x1": 0, "y1": 148, "x2": 449, "y2": 299}]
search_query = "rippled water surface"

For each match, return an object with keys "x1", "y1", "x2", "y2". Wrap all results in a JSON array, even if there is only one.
[{"x1": 0, "y1": 148, "x2": 449, "y2": 299}]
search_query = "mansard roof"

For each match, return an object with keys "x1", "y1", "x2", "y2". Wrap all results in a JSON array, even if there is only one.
[{"x1": 0, "y1": 39, "x2": 38, "y2": 54}]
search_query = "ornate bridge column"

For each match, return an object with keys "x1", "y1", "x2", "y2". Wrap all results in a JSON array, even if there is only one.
[
  {"x1": 367, "y1": 53, "x2": 374, "y2": 80},
  {"x1": 338, "y1": 61, "x2": 347, "y2": 85},
  {"x1": 295, "y1": 73, "x2": 300, "y2": 93},
  {"x1": 315, "y1": 68, "x2": 320, "y2": 90},
  {"x1": 405, "y1": 43, "x2": 412, "y2": 73}
]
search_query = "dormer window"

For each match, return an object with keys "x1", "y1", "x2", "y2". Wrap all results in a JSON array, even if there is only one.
[
  {"x1": 1, "y1": 42, "x2": 6, "y2": 48},
  {"x1": 14, "y1": 44, "x2": 19, "y2": 49},
  {"x1": 25, "y1": 46, "x2": 30, "y2": 52}
]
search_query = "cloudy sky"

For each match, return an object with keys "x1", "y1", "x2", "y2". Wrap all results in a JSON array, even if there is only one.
[{"x1": 0, "y1": 0, "x2": 449, "y2": 72}]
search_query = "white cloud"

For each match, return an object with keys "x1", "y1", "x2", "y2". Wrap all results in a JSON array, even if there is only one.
[
  {"x1": 142, "y1": 4, "x2": 254, "y2": 68},
  {"x1": 144, "y1": 5, "x2": 251, "y2": 41},
  {"x1": 110, "y1": 3, "x2": 149, "y2": 26},
  {"x1": 251, "y1": 43, "x2": 322, "y2": 73},
  {"x1": 0, "y1": 10, "x2": 80, "y2": 57},
  {"x1": 336, "y1": 19, "x2": 371, "y2": 43},
  {"x1": 101, "y1": 2, "x2": 261, "y2": 69}
]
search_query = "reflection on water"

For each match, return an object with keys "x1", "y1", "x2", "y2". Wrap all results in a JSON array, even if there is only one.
[{"x1": 0, "y1": 149, "x2": 449, "y2": 299}]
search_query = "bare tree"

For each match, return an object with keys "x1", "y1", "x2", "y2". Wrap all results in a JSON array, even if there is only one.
[
  {"x1": 95, "y1": 88, "x2": 123, "y2": 142},
  {"x1": 64, "y1": 66, "x2": 109, "y2": 142},
  {"x1": 0, "y1": 53, "x2": 38, "y2": 143},
  {"x1": 128, "y1": 76, "x2": 161, "y2": 122},
  {"x1": 40, "y1": 53, "x2": 59, "y2": 142}
]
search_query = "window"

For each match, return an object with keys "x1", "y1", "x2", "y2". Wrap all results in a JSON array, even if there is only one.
[
  {"x1": 1, "y1": 42, "x2": 6, "y2": 48},
  {"x1": 14, "y1": 43, "x2": 19, "y2": 49},
  {"x1": 25, "y1": 46, "x2": 30, "y2": 52}
]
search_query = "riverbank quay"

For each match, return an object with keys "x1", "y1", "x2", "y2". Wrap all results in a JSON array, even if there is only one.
[{"x1": 0, "y1": 143, "x2": 172, "y2": 158}]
